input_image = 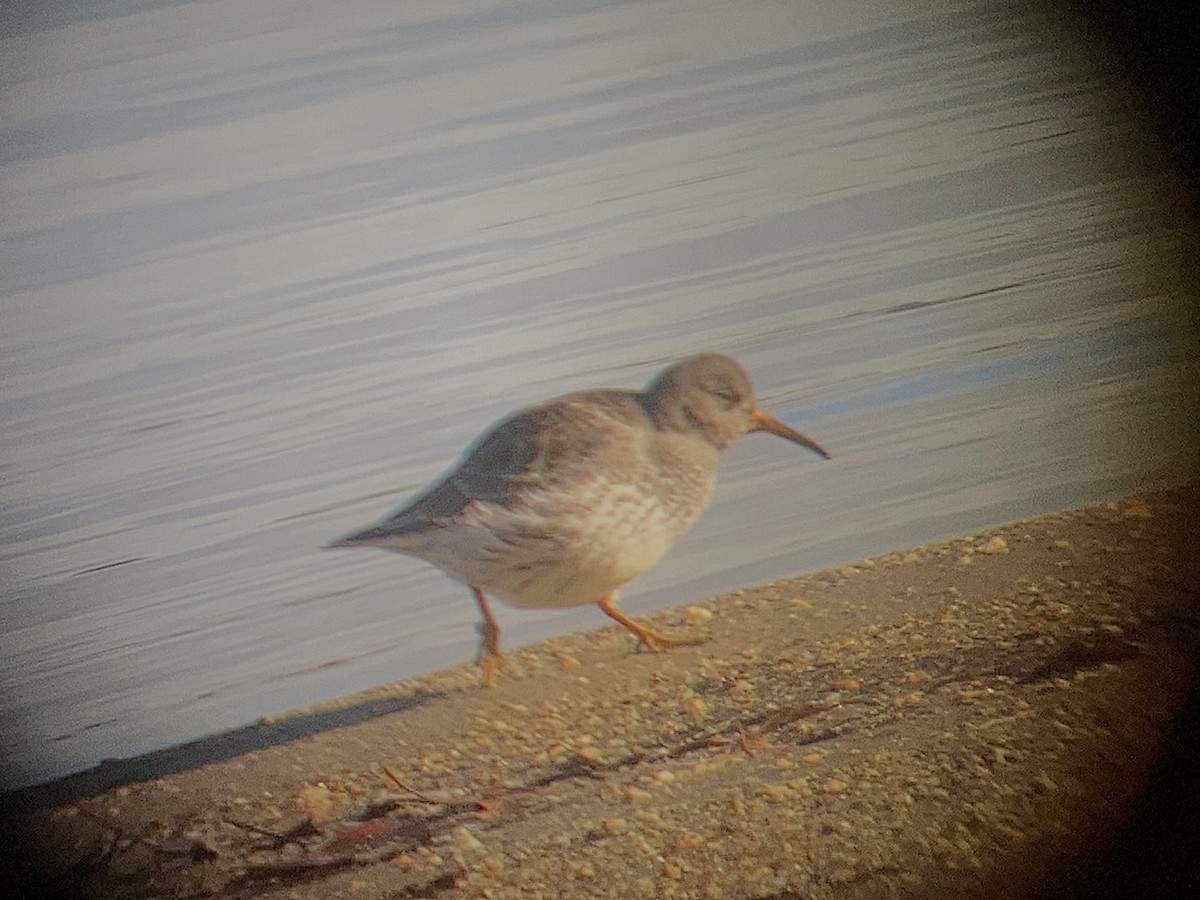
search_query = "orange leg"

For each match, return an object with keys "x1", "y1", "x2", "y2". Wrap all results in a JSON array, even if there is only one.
[
  {"x1": 471, "y1": 586, "x2": 500, "y2": 687},
  {"x1": 597, "y1": 593, "x2": 706, "y2": 653}
]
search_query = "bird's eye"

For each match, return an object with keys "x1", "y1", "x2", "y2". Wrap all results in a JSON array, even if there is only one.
[{"x1": 712, "y1": 388, "x2": 740, "y2": 406}]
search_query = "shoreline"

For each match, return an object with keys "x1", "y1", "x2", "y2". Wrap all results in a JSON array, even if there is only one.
[{"x1": 9, "y1": 485, "x2": 1200, "y2": 898}]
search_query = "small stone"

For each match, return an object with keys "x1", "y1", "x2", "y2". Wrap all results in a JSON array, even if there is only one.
[
  {"x1": 681, "y1": 696, "x2": 709, "y2": 723},
  {"x1": 452, "y1": 826, "x2": 483, "y2": 853},
  {"x1": 788, "y1": 778, "x2": 813, "y2": 795},
  {"x1": 296, "y1": 784, "x2": 334, "y2": 824},
  {"x1": 979, "y1": 536, "x2": 1009, "y2": 554},
  {"x1": 802, "y1": 752, "x2": 824, "y2": 765},
  {"x1": 555, "y1": 651, "x2": 581, "y2": 669},
  {"x1": 757, "y1": 783, "x2": 788, "y2": 801},
  {"x1": 957, "y1": 554, "x2": 974, "y2": 566},
  {"x1": 653, "y1": 770, "x2": 676, "y2": 784},
  {"x1": 832, "y1": 677, "x2": 862, "y2": 691},
  {"x1": 683, "y1": 605, "x2": 714, "y2": 624},
  {"x1": 821, "y1": 778, "x2": 850, "y2": 794},
  {"x1": 625, "y1": 787, "x2": 653, "y2": 803},
  {"x1": 572, "y1": 860, "x2": 596, "y2": 878},
  {"x1": 482, "y1": 854, "x2": 505, "y2": 872},
  {"x1": 1033, "y1": 775, "x2": 1059, "y2": 794},
  {"x1": 902, "y1": 670, "x2": 932, "y2": 683},
  {"x1": 603, "y1": 817, "x2": 630, "y2": 835}
]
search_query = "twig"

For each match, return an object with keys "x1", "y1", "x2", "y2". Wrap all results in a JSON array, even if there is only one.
[{"x1": 381, "y1": 765, "x2": 487, "y2": 816}]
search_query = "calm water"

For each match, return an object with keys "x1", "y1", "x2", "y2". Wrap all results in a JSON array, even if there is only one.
[{"x1": 1, "y1": 0, "x2": 1196, "y2": 789}]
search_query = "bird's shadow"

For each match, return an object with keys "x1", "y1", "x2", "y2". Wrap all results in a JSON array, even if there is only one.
[{"x1": 2, "y1": 689, "x2": 443, "y2": 813}]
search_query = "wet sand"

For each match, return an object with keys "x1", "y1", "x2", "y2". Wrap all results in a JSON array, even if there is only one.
[{"x1": 8, "y1": 484, "x2": 1200, "y2": 899}]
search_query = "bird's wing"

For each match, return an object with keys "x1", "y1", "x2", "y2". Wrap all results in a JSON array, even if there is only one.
[{"x1": 380, "y1": 390, "x2": 649, "y2": 533}]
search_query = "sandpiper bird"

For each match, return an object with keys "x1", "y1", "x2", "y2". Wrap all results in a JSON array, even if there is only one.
[{"x1": 326, "y1": 353, "x2": 830, "y2": 685}]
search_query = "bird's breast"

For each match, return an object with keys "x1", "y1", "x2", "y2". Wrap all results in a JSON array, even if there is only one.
[{"x1": 417, "y1": 466, "x2": 712, "y2": 609}]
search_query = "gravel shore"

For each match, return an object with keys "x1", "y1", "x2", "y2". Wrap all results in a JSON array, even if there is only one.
[{"x1": 9, "y1": 485, "x2": 1200, "y2": 899}]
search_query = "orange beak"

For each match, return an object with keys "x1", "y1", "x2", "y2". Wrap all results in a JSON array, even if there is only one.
[{"x1": 748, "y1": 408, "x2": 831, "y2": 459}]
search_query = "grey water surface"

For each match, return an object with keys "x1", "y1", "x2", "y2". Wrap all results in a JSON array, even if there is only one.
[{"x1": 1, "y1": 0, "x2": 1196, "y2": 789}]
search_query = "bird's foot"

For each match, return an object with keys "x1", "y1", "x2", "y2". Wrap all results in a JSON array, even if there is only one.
[
  {"x1": 632, "y1": 623, "x2": 707, "y2": 653},
  {"x1": 597, "y1": 593, "x2": 707, "y2": 654}
]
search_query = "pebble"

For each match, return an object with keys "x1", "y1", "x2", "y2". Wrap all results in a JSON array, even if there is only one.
[
  {"x1": 295, "y1": 784, "x2": 334, "y2": 823},
  {"x1": 603, "y1": 817, "x2": 631, "y2": 835},
  {"x1": 572, "y1": 860, "x2": 596, "y2": 878},
  {"x1": 681, "y1": 695, "x2": 709, "y2": 723},
  {"x1": 757, "y1": 783, "x2": 789, "y2": 801},
  {"x1": 979, "y1": 536, "x2": 1009, "y2": 554},
  {"x1": 1033, "y1": 775, "x2": 1059, "y2": 794},
  {"x1": 452, "y1": 826, "x2": 483, "y2": 853}
]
